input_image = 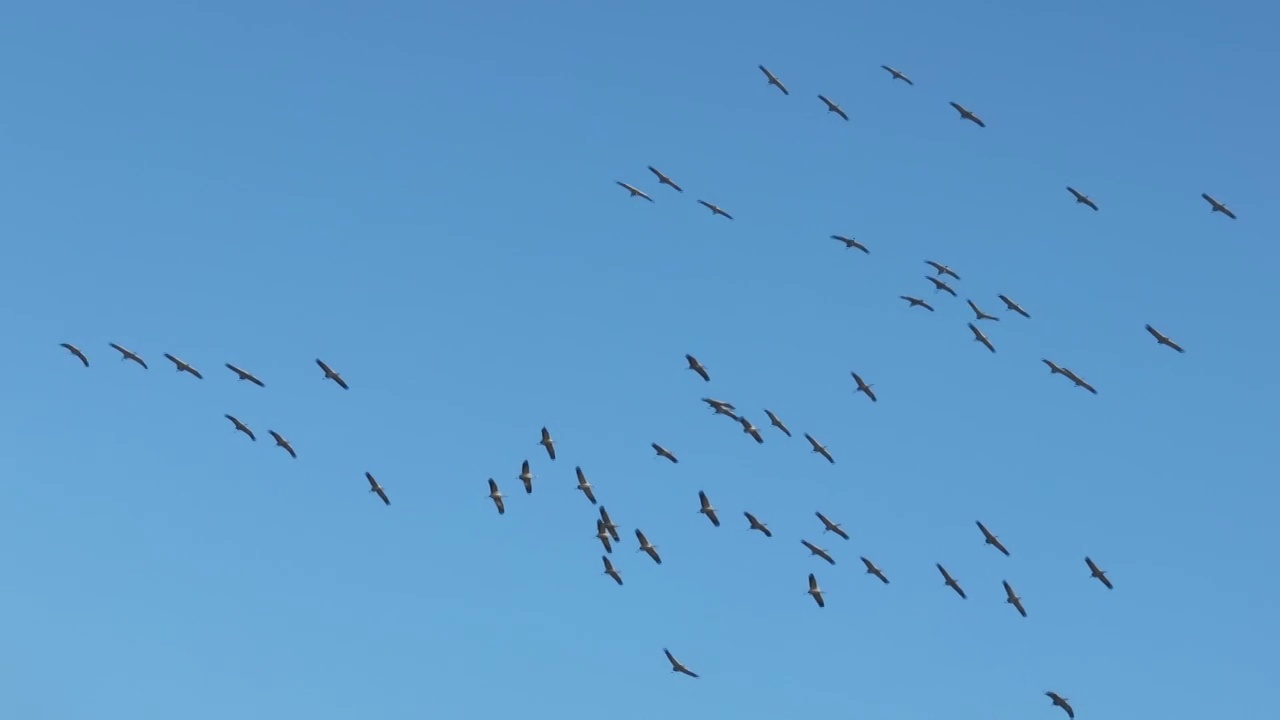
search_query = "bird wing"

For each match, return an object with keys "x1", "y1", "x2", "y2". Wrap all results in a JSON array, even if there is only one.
[
  {"x1": 834, "y1": 106, "x2": 848, "y2": 121},
  {"x1": 834, "y1": 527, "x2": 850, "y2": 541},
  {"x1": 1003, "y1": 580, "x2": 1015, "y2": 598},
  {"x1": 697, "y1": 200, "x2": 714, "y2": 211},
  {"x1": 663, "y1": 648, "x2": 679, "y2": 668},
  {"x1": 163, "y1": 353, "x2": 180, "y2": 367},
  {"x1": 1085, "y1": 557, "x2": 1100, "y2": 574},
  {"x1": 365, "y1": 472, "x2": 379, "y2": 491},
  {"x1": 188, "y1": 366, "x2": 204, "y2": 379},
  {"x1": 1144, "y1": 324, "x2": 1163, "y2": 342},
  {"x1": 817, "y1": 548, "x2": 835, "y2": 564},
  {"x1": 635, "y1": 528, "x2": 647, "y2": 545},
  {"x1": 699, "y1": 491, "x2": 711, "y2": 511},
  {"x1": 818, "y1": 446, "x2": 834, "y2": 463},
  {"x1": 521, "y1": 459, "x2": 530, "y2": 476},
  {"x1": 747, "y1": 426, "x2": 763, "y2": 443},
  {"x1": 315, "y1": 358, "x2": 332, "y2": 374},
  {"x1": 602, "y1": 556, "x2": 614, "y2": 572},
  {"x1": 809, "y1": 573, "x2": 820, "y2": 590},
  {"x1": 968, "y1": 323, "x2": 985, "y2": 342},
  {"x1": 992, "y1": 537, "x2": 1010, "y2": 555},
  {"x1": 376, "y1": 487, "x2": 390, "y2": 505},
  {"x1": 977, "y1": 521, "x2": 995, "y2": 540},
  {"x1": 646, "y1": 546, "x2": 662, "y2": 564}
]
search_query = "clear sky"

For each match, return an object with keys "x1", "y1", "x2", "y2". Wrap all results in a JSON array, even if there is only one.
[{"x1": 2, "y1": 1, "x2": 1277, "y2": 718}]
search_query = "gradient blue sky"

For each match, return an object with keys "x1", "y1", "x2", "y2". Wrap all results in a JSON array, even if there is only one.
[{"x1": 3, "y1": 1, "x2": 1277, "y2": 718}]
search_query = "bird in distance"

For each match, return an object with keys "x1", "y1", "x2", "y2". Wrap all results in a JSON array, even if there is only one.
[
  {"x1": 518, "y1": 460, "x2": 534, "y2": 494},
  {"x1": 164, "y1": 353, "x2": 203, "y2": 380},
  {"x1": 697, "y1": 200, "x2": 734, "y2": 220},
  {"x1": 807, "y1": 573, "x2": 826, "y2": 607},
  {"x1": 901, "y1": 296, "x2": 935, "y2": 312},
  {"x1": 976, "y1": 521, "x2": 1011, "y2": 556},
  {"x1": 801, "y1": 539, "x2": 836, "y2": 565},
  {"x1": 1085, "y1": 557, "x2": 1114, "y2": 590},
  {"x1": 574, "y1": 466, "x2": 597, "y2": 505},
  {"x1": 860, "y1": 556, "x2": 890, "y2": 584},
  {"x1": 651, "y1": 443, "x2": 679, "y2": 464},
  {"x1": 757, "y1": 65, "x2": 788, "y2": 95},
  {"x1": 743, "y1": 511, "x2": 772, "y2": 537},
  {"x1": 1045, "y1": 692, "x2": 1075, "y2": 719},
  {"x1": 998, "y1": 294, "x2": 1031, "y2": 318},
  {"x1": 635, "y1": 528, "x2": 662, "y2": 564},
  {"x1": 315, "y1": 359, "x2": 348, "y2": 390},
  {"x1": 663, "y1": 648, "x2": 698, "y2": 678},
  {"x1": 949, "y1": 101, "x2": 986, "y2": 127},
  {"x1": 539, "y1": 427, "x2": 557, "y2": 460},
  {"x1": 936, "y1": 563, "x2": 967, "y2": 599},
  {"x1": 647, "y1": 166, "x2": 683, "y2": 192},
  {"x1": 487, "y1": 478, "x2": 505, "y2": 515},
  {"x1": 697, "y1": 491, "x2": 720, "y2": 527},
  {"x1": 365, "y1": 472, "x2": 390, "y2": 506},
  {"x1": 927, "y1": 276, "x2": 958, "y2": 296},
  {"x1": 880, "y1": 65, "x2": 914, "y2": 85},
  {"x1": 595, "y1": 520, "x2": 613, "y2": 553},
  {"x1": 1061, "y1": 367, "x2": 1098, "y2": 395},
  {"x1": 815, "y1": 511, "x2": 849, "y2": 540},
  {"x1": 966, "y1": 299, "x2": 1000, "y2": 322},
  {"x1": 60, "y1": 343, "x2": 89, "y2": 367},
  {"x1": 598, "y1": 506, "x2": 620, "y2": 541},
  {"x1": 763, "y1": 409, "x2": 791, "y2": 437},
  {"x1": 1145, "y1": 324, "x2": 1185, "y2": 353},
  {"x1": 1003, "y1": 580, "x2": 1028, "y2": 617},
  {"x1": 224, "y1": 363, "x2": 265, "y2": 387},
  {"x1": 851, "y1": 372, "x2": 877, "y2": 402},
  {"x1": 832, "y1": 235, "x2": 869, "y2": 253},
  {"x1": 925, "y1": 260, "x2": 961, "y2": 280},
  {"x1": 616, "y1": 181, "x2": 653, "y2": 202},
  {"x1": 685, "y1": 354, "x2": 711, "y2": 382},
  {"x1": 1201, "y1": 192, "x2": 1236, "y2": 220},
  {"x1": 804, "y1": 433, "x2": 835, "y2": 464},
  {"x1": 818, "y1": 94, "x2": 849, "y2": 121},
  {"x1": 738, "y1": 415, "x2": 764, "y2": 444},
  {"x1": 224, "y1": 414, "x2": 255, "y2": 441},
  {"x1": 109, "y1": 342, "x2": 148, "y2": 369},
  {"x1": 968, "y1": 323, "x2": 996, "y2": 353},
  {"x1": 268, "y1": 430, "x2": 296, "y2": 459},
  {"x1": 1066, "y1": 186, "x2": 1099, "y2": 211},
  {"x1": 601, "y1": 556, "x2": 623, "y2": 585}
]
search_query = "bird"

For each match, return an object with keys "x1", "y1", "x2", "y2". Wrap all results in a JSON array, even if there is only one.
[
  {"x1": 1201, "y1": 192, "x2": 1237, "y2": 220},
  {"x1": 224, "y1": 363, "x2": 265, "y2": 387},
  {"x1": 860, "y1": 556, "x2": 890, "y2": 584},
  {"x1": 998, "y1": 294, "x2": 1031, "y2": 318},
  {"x1": 1067, "y1": 186, "x2": 1099, "y2": 211},
  {"x1": 817, "y1": 94, "x2": 849, "y2": 121},
  {"x1": 518, "y1": 460, "x2": 534, "y2": 494},
  {"x1": 949, "y1": 101, "x2": 986, "y2": 127},
  {"x1": 1002, "y1": 580, "x2": 1028, "y2": 617},
  {"x1": 647, "y1": 166, "x2": 683, "y2": 192},
  {"x1": 574, "y1": 466, "x2": 597, "y2": 505},
  {"x1": 652, "y1": 443, "x2": 679, "y2": 464},
  {"x1": 880, "y1": 65, "x2": 914, "y2": 85},
  {"x1": 315, "y1": 358, "x2": 349, "y2": 390},
  {"x1": 268, "y1": 430, "x2": 296, "y2": 459},
  {"x1": 832, "y1": 235, "x2": 869, "y2": 253},
  {"x1": 663, "y1": 648, "x2": 698, "y2": 678},
  {"x1": 801, "y1": 539, "x2": 836, "y2": 565},
  {"x1": 936, "y1": 563, "x2": 967, "y2": 599},
  {"x1": 926, "y1": 276, "x2": 958, "y2": 296},
  {"x1": 60, "y1": 343, "x2": 89, "y2": 367},
  {"x1": 968, "y1": 323, "x2": 996, "y2": 353},
  {"x1": 685, "y1": 354, "x2": 711, "y2": 382},
  {"x1": 757, "y1": 65, "x2": 789, "y2": 95},
  {"x1": 617, "y1": 181, "x2": 653, "y2": 202},
  {"x1": 1046, "y1": 692, "x2": 1075, "y2": 719},
  {"x1": 1085, "y1": 556, "x2": 1113, "y2": 590},
  {"x1": 925, "y1": 260, "x2": 961, "y2": 280},
  {"x1": 804, "y1": 433, "x2": 834, "y2": 464},
  {"x1": 697, "y1": 490, "x2": 720, "y2": 527},
  {"x1": 743, "y1": 511, "x2": 772, "y2": 537},
  {"x1": 701, "y1": 397, "x2": 737, "y2": 416},
  {"x1": 635, "y1": 528, "x2": 661, "y2": 564},
  {"x1": 224, "y1": 414, "x2": 255, "y2": 441},
  {"x1": 1061, "y1": 367, "x2": 1098, "y2": 395},
  {"x1": 901, "y1": 295, "x2": 935, "y2": 312},
  {"x1": 763, "y1": 408, "x2": 791, "y2": 437},
  {"x1": 807, "y1": 573, "x2": 826, "y2": 607},
  {"x1": 738, "y1": 415, "x2": 764, "y2": 444},
  {"x1": 815, "y1": 511, "x2": 849, "y2": 540},
  {"x1": 487, "y1": 478, "x2": 505, "y2": 515},
  {"x1": 365, "y1": 472, "x2": 390, "y2": 506},
  {"x1": 539, "y1": 427, "x2": 557, "y2": 460},
  {"x1": 697, "y1": 200, "x2": 733, "y2": 220},
  {"x1": 163, "y1": 353, "x2": 203, "y2": 379},
  {"x1": 1042, "y1": 358, "x2": 1066, "y2": 376},
  {"x1": 966, "y1": 299, "x2": 1000, "y2": 322},
  {"x1": 599, "y1": 506, "x2": 620, "y2": 541},
  {"x1": 595, "y1": 520, "x2": 613, "y2": 553},
  {"x1": 851, "y1": 371, "x2": 877, "y2": 402},
  {"x1": 976, "y1": 521, "x2": 1011, "y2": 556},
  {"x1": 108, "y1": 342, "x2": 148, "y2": 369},
  {"x1": 601, "y1": 556, "x2": 623, "y2": 585},
  {"x1": 1145, "y1": 324, "x2": 1185, "y2": 353}
]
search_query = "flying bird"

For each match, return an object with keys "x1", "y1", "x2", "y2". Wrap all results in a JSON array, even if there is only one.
[
  {"x1": 1066, "y1": 186, "x2": 1099, "y2": 211},
  {"x1": 1061, "y1": 367, "x2": 1098, "y2": 395},
  {"x1": 163, "y1": 353, "x2": 203, "y2": 379},
  {"x1": 365, "y1": 472, "x2": 390, "y2": 506},
  {"x1": 599, "y1": 506, "x2": 620, "y2": 541},
  {"x1": 832, "y1": 235, "x2": 869, "y2": 253},
  {"x1": 1003, "y1": 580, "x2": 1028, "y2": 617},
  {"x1": 1085, "y1": 556, "x2": 1113, "y2": 590},
  {"x1": 968, "y1": 323, "x2": 996, "y2": 353},
  {"x1": 1045, "y1": 692, "x2": 1075, "y2": 719},
  {"x1": 1145, "y1": 324, "x2": 1185, "y2": 353},
  {"x1": 268, "y1": 430, "x2": 296, "y2": 459},
  {"x1": 860, "y1": 556, "x2": 890, "y2": 584},
  {"x1": 651, "y1": 443, "x2": 679, "y2": 464},
  {"x1": 925, "y1": 260, "x2": 961, "y2": 280},
  {"x1": 807, "y1": 573, "x2": 826, "y2": 607},
  {"x1": 801, "y1": 539, "x2": 836, "y2": 565},
  {"x1": 574, "y1": 466, "x2": 597, "y2": 504},
  {"x1": 815, "y1": 511, "x2": 849, "y2": 540},
  {"x1": 901, "y1": 295, "x2": 935, "y2": 312},
  {"x1": 60, "y1": 343, "x2": 89, "y2": 367},
  {"x1": 1201, "y1": 192, "x2": 1237, "y2": 220},
  {"x1": 817, "y1": 94, "x2": 849, "y2": 121},
  {"x1": 976, "y1": 521, "x2": 1011, "y2": 556},
  {"x1": 926, "y1": 276, "x2": 957, "y2": 296},
  {"x1": 225, "y1": 363, "x2": 265, "y2": 387},
  {"x1": 647, "y1": 166, "x2": 683, "y2": 192},
  {"x1": 108, "y1": 342, "x2": 148, "y2": 369},
  {"x1": 617, "y1": 181, "x2": 654, "y2": 202},
  {"x1": 804, "y1": 433, "x2": 834, "y2": 464},
  {"x1": 697, "y1": 490, "x2": 720, "y2": 527},
  {"x1": 763, "y1": 408, "x2": 791, "y2": 437},
  {"x1": 998, "y1": 294, "x2": 1031, "y2": 318},
  {"x1": 518, "y1": 460, "x2": 534, "y2": 494},
  {"x1": 949, "y1": 101, "x2": 986, "y2": 127},
  {"x1": 758, "y1": 65, "x2": 789, "y2": 95},
  {"x1": 635, "y1": 528, "x2": 662, "y2": 564},
  {"x1": 315, "y1": 358, "x2": 349, "y2": 390},
  {"x1": 701, "y1": 397, "x2": 737, "y2": 419},
  {"x1": 936, "y1": 563, "x2": 967, "y2": 599},
  {"x1": 880, "y1": 65, "x2": 914, "y2": 85},
  {"x1": 1042, "y1": 358, "x2": 1066, "y2": 376},
  {"x1": 595, "y1": 520, "x2": 613, "y2": 553},
  {"x1": 851, "y1": 371, "x2": 877, "y2": 402},
  {"x1": 602, "y1": 556, "x2": 623, "y2": 585},
  {"x1": 663, "y1": 648, "x2": 698, "y2": 678},
  {"x1": 697, "y1": 200, "x2": 734, "y2": 220},
  {"x1": 539, "y1": 427, "x2": 557, "y2": 460},
  {"x1": 966, "y1": 299, "x2": 1000, "y2": 322},
  {"x1": 685, "y1": 354, "x2": 711, "y2": 382},
  {"x1": 224, "y1": 414, "x2": 255, "y2": 441},
  {"x1": 743, "y1": 511, "x2": 772, "y2": 537},
  {"x1": 487, "y1": 478, "x2": 505, "y2": 515},
  {"x1": 738, "y1": 415, "x2": 764, "y2": 444}
]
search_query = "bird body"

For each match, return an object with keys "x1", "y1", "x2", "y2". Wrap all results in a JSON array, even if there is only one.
[
  {"x1": 936, "y1": 563, "x2": 967, "y2": 599},
  {"x1": 1085, "y1": 556, "x2": 1114, "y2": 589},
  {"x1": 602, "y1": 556, "x2": 623, "y2": 585},
  {"x1": 801, "y1": 539, "x2": 836, "y2": 565},
  {"x1": 976, "y1": 521, "x2": 1011, "y2": 556},
  {"x1": 663, "y1": 648, "x2": 698, "y2": 678}
]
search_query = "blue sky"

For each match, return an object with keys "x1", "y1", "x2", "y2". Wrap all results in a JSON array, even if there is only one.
[{"x1": 2, "y1": 1, "x2": 1277, "y2": 717}]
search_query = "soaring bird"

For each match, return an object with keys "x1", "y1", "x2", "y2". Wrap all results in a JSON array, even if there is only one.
[
  {"x1": 851, "y1": 371, "x2": 877, "y2": 402},
  {"x1": 647, "y1": 166, "x2": 683, "y2": 192},
  {"x1": 617, "y1": 181, "x2": 654, "y2": 202},
  {"x1": 1201, "y1": 192, "x2": 1237, "y2": 220},
  {"x1": 268, "y1": 430, "x2": 296, "y2": 459},
  {"x1": 315, "y1": 358, "x2": 349, "y2": 390},
  {"x1": 487, "y1": 478, "x2": 505, "y2": 515},
  {"x1": 224, "y1": 414, "x2": 256, "y2": 441},
  {"x1": 925, "y1": 260, "x2": 961, "y2": 280},
  {"x1": 1061, "y1": 367, "x2": 1098, "y2": 395},
  {"x1": 815, "y1": 511, "x2": 849, "y2": 540},
  {"x1": 697, "y1": 200, "x2": 734, "y2": 220},
  {"x1": 880, "y1": 65, "x2": 914, "y2": 85},
  {"x1": 926, "y1": 276, "x2": 958, "y2": 296},
  {"x1": 738, "y1": 415, "x2": 764, "y2": 444},
  {"x1": 663, "y1": 648, "x2": 698, "y2": 678},
  {"x1": 652, "y1": 443, "x2": 679, "y2": 464},
  {"x1": 1085, "y1": 556, "x2": 1113, "y2": 590},
  {"x1": 697, "y1": 490, "x2": 720, "y2": 527},
  {"x1": 1045, "y1": 692, "x2": 1075, "y2": 719},
  {"x1": 743, "y1": 511, "x2": 772, "y2": 537},
  {"x1": 832, "y1": 235, "x2": 869, "y2": 253},
  {"x1": 701, "y1": 397, "x2": 737, "y2": 416},
  {"x1": 365, "y1": 472, "x2": 390, "y2": 506},
  {"x1": 804, "y1": 433, "x2": 834, "y2": 464},
  {"x1": 599, "y1": 506, "x2": 620, "y2": 541},
  {"x1": 949, "y1": 101, "x2": 986, "y2": 127},
  {"x1": 936, "y1": 563, "x2": 967, "y2": 599},
  {"x1": 860, "y1": 556, "x2": 890, "y2": 584},
  {"x1": 1145, "y1": 324, "x2": 1185, "y2": 353},
  {"x1": 968, "y1": 323, "x2": 996, "y2": 353},
  {"x1": 225, "y1": 363, "x2": 265, "y2": 387},
  {"x1": 635, "y1": 528, "x2": 662, "y2": 564},
  {"x1": 60, "y1": 343, "x2": 89, "y2": 367},
  {"x1": 763, "y1": 408, "x2": 792, "y2": 437},
  {"x1": 163, "y1": 353, "x2": 203, "y2": 379},
  {"x1": 758, "y1": 65, "x2": 789, "y2": 95},
  {"x1": 901, "y1": 295, "x2": 935, "y2": 312},
  {"x1": 1003, "y1": 580, "x2": 1027, "y2": 617},
  {"x1": 807, "y1": 573, "x2": 826, "y2": 607},
  {"x1": 601, "y1": 556, "x2": 623, "y2": 585},
  {"x1": 1042, "y1": 358, "x2": 1066, "y2": 376},
  {"x1": 801, "y1": 539, "x2": 836, "y2": 566},
  {"x1": 574, "y1": 466, "x2": 597, "y2": 504},
  {"x1": 1067, "y1": 186, "x2": 1099, "y2": 211},
  {"x1": 967, "y1": 299, "x2": 1000, "y2": 322},
  {"x1": 539, "y1": 427, "x2": 557, "y2": 460},
  {"x1": 998, "y1": 294, "x2": 1031, "y2": 318},
  {"x1": 818, "y1": 94, "x2": 849, "y2": 121},
  {"x1": 518, "y1": 460, "x2": 534, "y2": 494},
  {"x1": 595, "y1": 520, "x2": 613, "y2": 553},
  {"x1": 109, "y1": 342, "x2": 148, "y2": 369},
  {"x1": 686, "y1": 354, "x2": 711, "y2": 382},
  {"x1": 976, "y1": 521, "x2": 1011, "y2": 556}
]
